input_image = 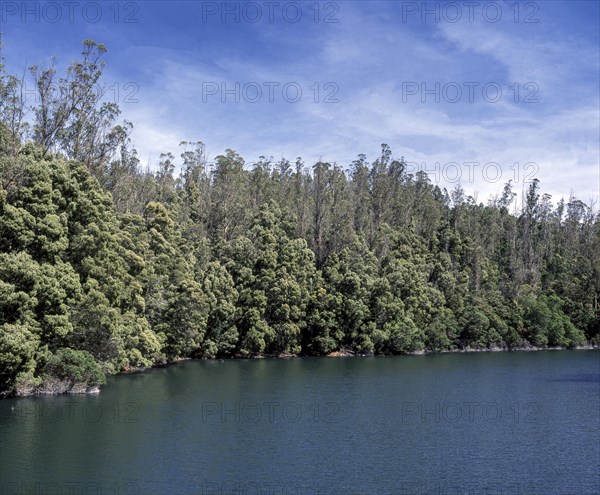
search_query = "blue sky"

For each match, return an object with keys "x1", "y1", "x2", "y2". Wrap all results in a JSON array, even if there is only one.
[{"x1": 2, "y1": 0, "x2": 599, "y2": 203}]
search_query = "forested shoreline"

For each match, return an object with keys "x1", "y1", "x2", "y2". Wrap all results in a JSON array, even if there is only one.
[{"x1": 1, "y1": 41, "x2": 598, "y2": 396}]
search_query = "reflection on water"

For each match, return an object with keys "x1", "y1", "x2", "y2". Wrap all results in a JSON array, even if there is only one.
[{"x1": 1, "y1": 350, "x2": 599, "y2": 495}]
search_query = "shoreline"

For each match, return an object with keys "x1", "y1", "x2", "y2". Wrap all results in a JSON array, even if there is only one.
[
  {"x1": 5, "y1": 344, "x2": 599, "y2": 398},
  {"x1": 324, "y1": 343, "x2": 599, "y2": 357}
]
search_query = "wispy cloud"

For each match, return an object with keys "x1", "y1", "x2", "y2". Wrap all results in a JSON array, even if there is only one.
[{"x1": 3, "y1": 0, "x2": 598, "y2": 202}]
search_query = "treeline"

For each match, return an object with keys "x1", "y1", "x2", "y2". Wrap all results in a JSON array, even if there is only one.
[{"x1": 1, "y1": 41, "x2": 598, "y2": 395}]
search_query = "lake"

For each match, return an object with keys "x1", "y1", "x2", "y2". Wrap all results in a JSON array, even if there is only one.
[{"x1": 1, "y1": 350, "x2": 599, "y2": 495}]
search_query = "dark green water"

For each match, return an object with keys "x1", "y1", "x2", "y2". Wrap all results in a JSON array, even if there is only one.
[{"x1": 1, "y1": 351, "x2": 599, "y2": 495}]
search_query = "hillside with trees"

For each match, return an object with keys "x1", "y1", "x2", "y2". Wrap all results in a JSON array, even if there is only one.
[{"x1": 1, "y1": 41, "x2": 598, "y2": 396}]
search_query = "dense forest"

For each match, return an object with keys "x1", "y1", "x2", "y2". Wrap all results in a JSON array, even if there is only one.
[{"x1": 1, "y1": 41, "x2": 598, "y2": 396}]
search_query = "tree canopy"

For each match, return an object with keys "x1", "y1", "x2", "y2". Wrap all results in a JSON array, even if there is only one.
[{"x1": 1, "y1": 41, "x2": 598, "y2": 396}]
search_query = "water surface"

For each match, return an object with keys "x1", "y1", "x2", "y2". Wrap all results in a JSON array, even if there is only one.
[{"x1": 1, "y1": 350, "x2": 599, "y2": 494}]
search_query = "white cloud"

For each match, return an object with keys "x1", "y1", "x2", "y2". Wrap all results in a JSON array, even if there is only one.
[{"x1": 106, "y1": 2, "x2": 598, "y2": 204}]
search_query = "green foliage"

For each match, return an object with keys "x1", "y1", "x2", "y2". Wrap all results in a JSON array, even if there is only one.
[
  {"x1": 519, "y1": 294, "x2": 587, "y2": 348},
  {"x1": 0, "y1": 324, "x2": 38, "y2": 392},
  {"x1": 200, "y1": 261, "x2": 239, "y2": 357},
  {"x1": 0, "y1": 42, "x2": 597, "y2": 395},
  {"x1": 43, "y1": 348, "x2": 105, "y2": 386}
]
